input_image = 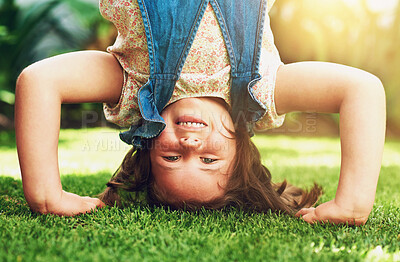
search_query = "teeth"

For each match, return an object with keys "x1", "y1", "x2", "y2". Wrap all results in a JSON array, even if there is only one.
[{"x1": 178, "y1": 121, "x2": 206, "y2": 127}]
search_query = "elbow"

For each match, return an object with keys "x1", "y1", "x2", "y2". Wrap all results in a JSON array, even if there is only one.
[
  {"x1": 15, "y1": 66, "x2": 39, "y2": 128},
  {"x1": 366, "y1": 73, "x2": 385, "y2": 102},
  {"x1": 365, "y1": 74, "x2": 386, "y2": 121},
  {"x1": 15, "y1": 65, "x2": 41, "y2": 99},
  {"x1": 343, "y1": 71, "x2": 386, "y2": 116},
  {"x1": 15, "y1": 64, "x2": 61, "y2": 126},
  {"x1": 16, "y1": 66, "x2": 34, "y2": 95},
  {"x1": 357, "y1": 72, "x2": 386, "y2": 107},
  {"x1": 15, "y1": 66, "x2": 36, "y2": 108},
  {"x1": 16, "y1": 63, "x2": 59, "y2": 102}
]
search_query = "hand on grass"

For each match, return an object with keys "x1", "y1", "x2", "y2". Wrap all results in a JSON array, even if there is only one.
[
  {"x1": 45, "y1": 190, "x2": 105, "y2": 216},
  {"x1": 295, "y1": 199, "x2": 369, "y2": 226}
]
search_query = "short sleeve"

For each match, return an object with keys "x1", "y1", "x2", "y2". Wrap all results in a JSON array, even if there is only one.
[{"x1": 251, "y1": 5, "x2": 286, "y2": 131}]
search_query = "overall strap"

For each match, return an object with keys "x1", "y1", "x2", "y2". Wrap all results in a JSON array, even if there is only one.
[
  {"x1": 120, "y1": 0, "x2": 268, "y2": 147},
  {"x1": 211, "y1": 0, "x2": 268, "y2": 133},
  {"x1": 120, "y1": 0, "x2": 210, "y2": 147}
]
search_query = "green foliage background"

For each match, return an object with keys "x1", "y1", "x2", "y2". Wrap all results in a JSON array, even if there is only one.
[{"x1": 0, "y1": 0, "x2": 111, "y2": 127}]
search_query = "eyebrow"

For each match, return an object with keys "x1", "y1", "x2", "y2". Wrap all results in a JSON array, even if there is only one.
[
  {"x1": 157, "y1": 163, "x2": 221, "y2": 173},
  {"x1": 200, "y1": 167, "x2": 220, "y2": 172}
]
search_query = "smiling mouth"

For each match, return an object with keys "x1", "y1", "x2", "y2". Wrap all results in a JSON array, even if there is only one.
[
  {"x1": 175, "y1": 115, "x2": 208, "y2": 128},
  {"x1": 177, "y1": 121, "x2": 206, "y2": 127}
]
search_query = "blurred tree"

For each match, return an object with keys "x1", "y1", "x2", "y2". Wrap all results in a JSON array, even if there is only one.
[
  {"x1": 0, "y1": 0, "x2": 111, "y2": 128},
  {"x1": 270, "y1": 0, "x2": 400, "y2": 136},
  {"x1": 1, "y1": 0, "x2": 399, "y2": 134}
]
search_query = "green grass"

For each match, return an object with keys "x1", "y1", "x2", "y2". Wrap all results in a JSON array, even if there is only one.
[{"x1": 1, "y1": 128, "x2": 400, "y2": 262}]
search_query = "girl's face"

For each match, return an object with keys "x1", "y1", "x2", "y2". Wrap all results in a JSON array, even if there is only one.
[{"x1": 150, "y1": 97, "x2": 236, "y2": 203}]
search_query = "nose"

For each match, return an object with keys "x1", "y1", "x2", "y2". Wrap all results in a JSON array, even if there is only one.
[{"x1": 179, "y1": 137, "x2": 202, "y2": 149}]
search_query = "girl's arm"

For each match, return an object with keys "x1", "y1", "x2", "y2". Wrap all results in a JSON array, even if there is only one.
[
  {"x1": 274, "y1": 62, "x2": 386, "y2": 225},
  {"x1": 15, "y1": 51, "x2": 123, "y2": 216}
]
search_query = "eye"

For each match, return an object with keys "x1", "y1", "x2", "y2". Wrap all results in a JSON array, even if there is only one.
[
  {"x1": 201, "y1": 158, "x2": 217, "y2": 164},
  {"x1": 163, "y1": 156, "x2": 180, "y2": 162}
]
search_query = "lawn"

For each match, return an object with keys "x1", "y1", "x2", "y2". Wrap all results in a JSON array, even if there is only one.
[{"x1": 1, "y1": 128, "x2": 399, "y2": 262}]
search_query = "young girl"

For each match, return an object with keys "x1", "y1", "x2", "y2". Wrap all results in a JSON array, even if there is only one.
[{"x1": 15, "y1": 0, "x2": 386, "y2": 225}]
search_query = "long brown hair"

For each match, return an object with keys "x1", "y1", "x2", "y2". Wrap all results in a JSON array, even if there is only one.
[{"x1": 99, "y1": 128, "x2": 322, "y2": 215}]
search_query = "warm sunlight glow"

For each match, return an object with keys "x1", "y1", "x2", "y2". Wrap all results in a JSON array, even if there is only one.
[
  {"x1": 343, "y1": 0, "x2": 399, "y2": 11},
  {"x1": 273, "y1": 0, "x2": 399, "y2": 66},
  {"x1": 366, "y1": 0, "x2": 399, "y2": 12}
]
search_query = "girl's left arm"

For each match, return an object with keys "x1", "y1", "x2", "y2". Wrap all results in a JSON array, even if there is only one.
[{"x1": 274, "y1": 62, "x2": 386, "y2": 225}]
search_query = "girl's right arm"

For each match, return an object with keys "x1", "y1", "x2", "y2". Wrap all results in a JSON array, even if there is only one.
[{"x1": 15, "y1": 51, "x2": 124, "y2": 216}]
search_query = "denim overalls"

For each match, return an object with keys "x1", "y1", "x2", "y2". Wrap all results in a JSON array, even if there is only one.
[{"x1": 120, "y1": 0, "x2": 268, "y2": 148}]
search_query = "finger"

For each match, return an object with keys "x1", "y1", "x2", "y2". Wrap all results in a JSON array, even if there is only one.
[
  {"x1": 91, "y1": 198, "x2": 106, "y2": 208},
  {"x1": 301, "y1": 211, "x2": 318, "y2": 224},
  {"x1": 67, "y1": 202, "x2": 95, "y2": 216},
  {"x1": 85, "y1": 201, "x2": 98, "y2": 213},
  {"x1": 295, "y1": 207, "x2": 315, "y2": 217},
  {"x1": 83, "y1": 197, "x2": 106, "y2": 208}
]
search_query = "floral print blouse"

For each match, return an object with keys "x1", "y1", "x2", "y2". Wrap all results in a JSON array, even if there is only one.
[{"x1": 100, "y1": 0, "x2": 285, "y2": 131}]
